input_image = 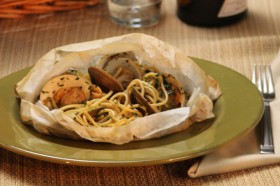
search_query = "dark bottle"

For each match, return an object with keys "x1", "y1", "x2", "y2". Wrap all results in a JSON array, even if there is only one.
[{"x1": 177, "y1": 0, "x2": 248, "y2": 27}]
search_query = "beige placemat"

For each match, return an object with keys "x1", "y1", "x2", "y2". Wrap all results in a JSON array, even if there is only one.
[{"x1": 0, "y1": 0, "x2": 280, "y2": 185}]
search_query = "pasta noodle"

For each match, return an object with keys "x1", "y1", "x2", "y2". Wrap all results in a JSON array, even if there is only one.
[{"x1": 60, "y1": 72, "x2": 172, "y2": 127}]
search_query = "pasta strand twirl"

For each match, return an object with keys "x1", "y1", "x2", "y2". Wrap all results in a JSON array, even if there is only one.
[{"x1": 60, "y1": 72, "x2": 176, "y2": 127}]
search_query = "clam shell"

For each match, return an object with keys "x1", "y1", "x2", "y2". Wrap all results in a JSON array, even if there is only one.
[
  {"x1": 88, "y1": 66, "x2": 124, "y2": 93},
  {"x1": 97, "y1": 53, "x2": 143, "y2": 89},
  {"x1": 131, "y1": 87, "x2": 157, "y2": 115}
]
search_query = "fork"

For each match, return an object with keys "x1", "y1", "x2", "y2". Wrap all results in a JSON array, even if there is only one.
[{"x1": 252, "y1": 64, "x2": 275, "y2": 154}]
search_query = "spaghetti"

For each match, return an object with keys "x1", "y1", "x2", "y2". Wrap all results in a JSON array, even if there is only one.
[{"x1": 60, "y1": 72, "x2": 173, "y2": 127}]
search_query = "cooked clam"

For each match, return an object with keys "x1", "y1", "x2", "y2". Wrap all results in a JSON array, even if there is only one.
[
  {"x1": 88, "y1": 66, "x2": 124, "y2": 93},
  {"x1": 162, "y1": 73, "x2": 186, "y2": 110},
  {"x1": 90, "y1": 52, "x2": 186, "y2": 112},
  {"x1": 97, "y1": 53, "x2": 143, "y2": 89},
  {"x1": 131, "y1": 87, "x2": 157, "y2": 115},
  {"x1": 140, "y1": 64, "x2": 186, "y2": 111}
]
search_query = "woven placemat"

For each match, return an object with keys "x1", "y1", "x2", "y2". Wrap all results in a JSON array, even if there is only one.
[
  {"x1": 1, "y1": 149, "x2": 280, "y2": 185},
  {"x1": 0, "y1": 0, "x2": 280, "y2": 185}
]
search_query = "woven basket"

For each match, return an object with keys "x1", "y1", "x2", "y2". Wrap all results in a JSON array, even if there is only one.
[{"x1": 0, "y1": 0, "x2": 101, "y2": 19}]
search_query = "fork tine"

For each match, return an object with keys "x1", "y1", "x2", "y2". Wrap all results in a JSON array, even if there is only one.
[
  {"x1": 254, "y1": 64, "x2": 263, "y2": 93},
  {"x1": 252, "y1": 64, "x2": 275, "y2": 154},
  {"x1": 262, "y1": 65, "x2": 268, "y2": 94},
  {"x1": 266, "y1": 65, "x2": 275, "y2": 96},
  {"x1": 251, "y1": 65, "x2": 275, "y2": 94}
]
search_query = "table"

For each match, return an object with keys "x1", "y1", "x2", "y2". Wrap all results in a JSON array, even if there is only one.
[{"x1": 1, "y1": 1, "x2": 280, "y2": 185}]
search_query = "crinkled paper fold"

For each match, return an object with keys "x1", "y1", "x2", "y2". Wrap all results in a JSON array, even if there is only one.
[{"x1": 15, "y1": 33, "x2": 221, "y2": 145}]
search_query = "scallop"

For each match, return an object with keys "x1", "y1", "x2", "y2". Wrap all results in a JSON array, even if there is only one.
[{"x1": 40, "y1": 74, "x2": 103, "y2": 109}]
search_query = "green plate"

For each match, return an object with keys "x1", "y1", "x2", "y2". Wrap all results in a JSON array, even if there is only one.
[{"x1": 0, "y1": 58, "x2": 263, "y2": 167}]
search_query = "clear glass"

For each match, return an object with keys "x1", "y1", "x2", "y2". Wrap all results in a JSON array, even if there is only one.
[{"x1": 107, "y1": 0, "x2": 162, "y2": 28}]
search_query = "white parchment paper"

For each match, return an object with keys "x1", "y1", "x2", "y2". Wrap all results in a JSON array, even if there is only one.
[{"x1": 16, "y1": 33, "x2": 221, "y2": 144}]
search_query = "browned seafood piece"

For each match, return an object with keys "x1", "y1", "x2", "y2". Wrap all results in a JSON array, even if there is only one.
[
  {"x1": 88, "y1": 66, "x2": 124, "y2": 93},
  {"x1": 40, "y1": 74, "x2": 103, "y2": 110},
  {"x1": 131, "y1": 87, "x2": 157, "y2": 115},
  {"x1": 163, "y1": 73, "x2": 186, "y2": 109},
  {"x1": 53, "y1": 87, "x2": 86, "y2": 107},
  {"x1": 97, "y1": 53, "x2": 143, "y2": 89}
]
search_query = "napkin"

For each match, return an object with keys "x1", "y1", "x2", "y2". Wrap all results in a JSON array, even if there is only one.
[{"x1": 188, "y1": 50, "x2": 280, "y2": 178}]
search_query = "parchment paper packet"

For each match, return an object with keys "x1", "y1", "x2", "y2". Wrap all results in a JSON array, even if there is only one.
[{"x1": 15, "y1": 33, "x2": 221, "y2": 145}]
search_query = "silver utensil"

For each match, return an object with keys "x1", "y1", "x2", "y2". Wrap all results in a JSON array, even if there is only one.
[{"x1": 252, "y1": 64, "x2": 275, "y2": 154}]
